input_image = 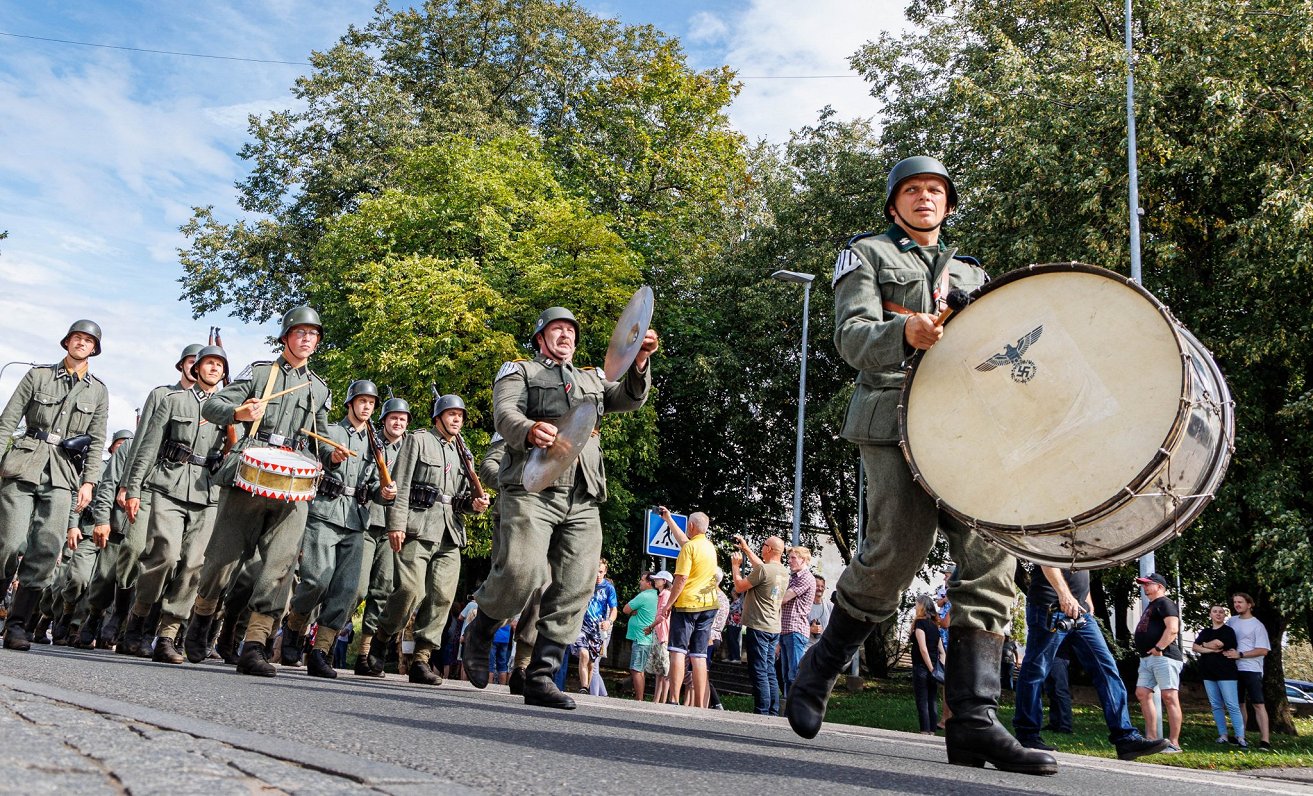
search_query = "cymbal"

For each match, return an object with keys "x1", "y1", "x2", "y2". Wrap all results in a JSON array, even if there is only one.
[
  {"x1": 522, "y1": 402, "x2": 599, "y2": 493},
  {"x1": 603, "y1": 286, "x2": 654, "y2": 379}
]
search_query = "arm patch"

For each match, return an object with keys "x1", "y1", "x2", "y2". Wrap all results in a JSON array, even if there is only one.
[
  {"x1": 832, "y1": 249, "x2": 863, "y2": 286},
  {"x1": 495, "y1": 361, "x2": 524, "y2": 382}
]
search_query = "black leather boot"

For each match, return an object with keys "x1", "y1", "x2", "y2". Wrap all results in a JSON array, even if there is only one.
[
  {"x1": 51, "y1": 613, "x2": 73, "y2": 645},
  {"x1": 461, "y1": 611, "x2": 499, "y2": 689},
  {"x1": 784, "y1": 605, "x2": 875, "y2": 739},
  {"x1": 236, "y1": 639, "x2": 277, "y2": 677},
  {"x1": 119, "y1": 613, "x2": 148, "y2": 657},
  {"x1": 408, "y1": 658, "x2": 442, "y2": 685},
  {"x1": 279, "y1": 623, "x2": 305, "y2": 667},
  {"x1": 153, "y1": 636, "x2": 185, "y2": 664},
  {"x1": 2, "y1": 587, "x2": 41, "y2": 651},
  {"x1": 73, "y1": 619, "x2": 99, "y2": 649},
  {"x1": 306, "y1": 647, "x2": 338, "y2": 679},
  {"x1": 508, "y1": 666, "x2": 526, "y2": 695},
  {"x1": 136, "y1": 603, "x2": 163, "y2": 658},
  {"x1": 31, "y1": 614, "x2": 52, "y2": 645},
  {"x1": 365, "y1": 635, "x2": 391, "y2": 676},
  {"x1": 945, "y1": 628, "x2": 1057, "y2": 775},
  {"x1": 204, "y1": 610, "x2": 223, "y2": 660},
  {"x1": 355, "y1": 638, "x2": 385, "y2": 677},
  {"x1": 102, "y1": 587, "x2": 133, "y2": 648},
  {"x1": 183, "y1": 612, "x2": 215, "y2": 664},
  {"x1": 523, "y1": 637, "x2": 576, "y2": 710},
  {"x1": 214, "y1": 614, "x2": 239, "y2": 664}
]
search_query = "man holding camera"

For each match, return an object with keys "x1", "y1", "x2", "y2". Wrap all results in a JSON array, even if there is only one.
[{"x1": 1013, "y1": 566, "x2": 1167, "y2": 760}]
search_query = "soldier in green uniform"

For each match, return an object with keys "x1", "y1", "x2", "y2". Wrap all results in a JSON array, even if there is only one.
[
  {"x1": 463, "y1": 306, "x2": 658, "y2": 709},
  {"x1": 0, "y1": 320, "x2": 110, "y2": 651},
  {"x1": 47, "y1": 429, "x2": 134, "y2": 644},
  {"x1": 354, "y1": 395, "x2": 407, "y2": 677},
  {"x1": 182, "y1": 306, "x2": 333, "y2": 677},
  {"x1": 282, "y1": 379, "x2": 382, "y2": 679},
  {"x1": 372, "y1": 393, "x2": 489, "y2": 685},
  {"x1": 119, "y1": 346, "x2": 231, "y2": 663},
  {"x1": 783, "y1": 157, "x2": 1056, "y2": 776}
]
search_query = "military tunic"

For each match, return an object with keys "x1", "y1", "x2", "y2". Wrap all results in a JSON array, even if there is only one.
[
  {"x1": 52, "y1": 442, "x2": 128, "y2": 618},
  {"x1": 0, "y1": 363, "x2": 109, "y2": 590},
  {"x1": 192, "y1": 356, "x2": 331, "y2": 643},
  {"x1": 358, "y1": 432, "x2": 404, "y2": 637},
  {"x1": 123, "y1": 386, "x2": 227, "y2": 637},
  {"x1": 832, "y1": 224, "x2": 1013, "y2": 635},
  {"x1": 475, "y1": 354, "x2": 650, "y2": 646},
  {"x1": 377, "y1": 428, "x2": 474, "y2": 659}
]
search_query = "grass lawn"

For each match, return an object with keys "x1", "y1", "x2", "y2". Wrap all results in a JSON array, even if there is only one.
[{"x1": 720, "y1": 674, "x2": 1313, "y2": 771}]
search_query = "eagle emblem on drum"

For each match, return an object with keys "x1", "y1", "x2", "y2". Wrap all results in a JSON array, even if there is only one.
[{"x1": 975, "y1": 325, "x2": 1044, "y2": 384}]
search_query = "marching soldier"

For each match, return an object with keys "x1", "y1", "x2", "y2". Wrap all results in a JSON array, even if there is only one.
[
  {"x1": 281, "y1": 379, "x2": 381, "y2": 678},
  {"x1": 119, "y1": 346, "x2": 230, "y2": 662},
  {"x1": 463, "y1": 306, "x2": 657, "y2": 708},
  {"x1": 372, "y1": 393, "x2": 488, "y2": 685},
  {"x1": 354, "y1": 395, "x2": 408, "y2": 677},
  {"x1": 0, "y1": 320, "x2": 110, "y2": 651},
  {"x1": 182, "y1": 306, "x2": 332, "y2": 677}
]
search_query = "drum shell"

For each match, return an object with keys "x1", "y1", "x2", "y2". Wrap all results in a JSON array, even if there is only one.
[{"x1": 235, "y1": 447, "x2": 322, "y2": 503}]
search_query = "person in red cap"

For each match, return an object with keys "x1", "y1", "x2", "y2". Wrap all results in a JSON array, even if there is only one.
[{"x1": 1134, "y1": 573, "x2": 1183, "y2": 752}]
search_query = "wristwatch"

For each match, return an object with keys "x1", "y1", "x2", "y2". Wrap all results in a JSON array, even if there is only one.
[{"x1": 1154, "y1": 645, "x2": 1165, "y2": 653}]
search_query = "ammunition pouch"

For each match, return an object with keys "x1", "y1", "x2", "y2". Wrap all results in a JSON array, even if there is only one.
[{"x1": 409, "y1": 483, "x2": 451, "y2": 510}]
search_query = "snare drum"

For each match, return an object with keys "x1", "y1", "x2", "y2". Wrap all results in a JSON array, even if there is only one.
[
  {"x1": 899, "y1": 263, "x2": 1234, "y2": 569},
  {"x1": 235, "y1": 446, "x2": 322, "y2": 502}
]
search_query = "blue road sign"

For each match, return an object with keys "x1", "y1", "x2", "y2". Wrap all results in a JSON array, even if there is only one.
[{"x1": 645, "y1": 509, "x2": 686, "y2": 558}]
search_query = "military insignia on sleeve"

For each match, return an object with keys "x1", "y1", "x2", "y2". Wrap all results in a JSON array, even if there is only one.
[
  {"x1": 495, "y1": 361, "x2": 521, "y2": 382},
  {"x1": 832, "y1": 249, "x2": 862, "y2": 286}
]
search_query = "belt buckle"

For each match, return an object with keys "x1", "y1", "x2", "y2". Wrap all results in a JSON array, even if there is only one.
[
  {"x1": 267, "y1": 432, "x2": 288, "y2": 448},
  {"x1": 47, "y1": 432, "x2": 63, "y2": 445}
]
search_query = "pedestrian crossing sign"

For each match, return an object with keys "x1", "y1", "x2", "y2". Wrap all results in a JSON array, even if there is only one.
[{"x1": 645, "y1": 508, "x2": 686, "y2": 557}]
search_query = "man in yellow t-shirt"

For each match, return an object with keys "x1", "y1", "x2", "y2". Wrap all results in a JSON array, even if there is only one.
[{"x1": 653, "y1": 508, "x2": 719, "y2": 708}]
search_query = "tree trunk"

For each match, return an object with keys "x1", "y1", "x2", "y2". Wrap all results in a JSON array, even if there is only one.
[{"x1": 1258, "y1": 602, "x2": 1298, "y2": 735}]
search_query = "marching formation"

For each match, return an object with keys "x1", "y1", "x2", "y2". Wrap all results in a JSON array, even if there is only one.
[{"x1": 0, "y1": 302, "x2": 660, "y2": 712}]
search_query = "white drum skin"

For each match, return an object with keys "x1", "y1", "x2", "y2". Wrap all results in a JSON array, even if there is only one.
[{"x1": 235, "y1": 446, "x2": 322, "y2": 502}]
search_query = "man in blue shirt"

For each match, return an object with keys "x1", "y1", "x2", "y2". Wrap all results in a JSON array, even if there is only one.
[{"x1": 573, "y1": 559, "x2": 617, "y2": 693}]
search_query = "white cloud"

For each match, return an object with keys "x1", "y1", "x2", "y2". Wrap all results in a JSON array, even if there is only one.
[{"x1": 687, "y1": 11, "x2": 728, "y2": 44}]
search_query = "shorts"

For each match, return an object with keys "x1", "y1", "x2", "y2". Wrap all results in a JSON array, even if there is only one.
[
  {"x1": 668, "y1": 608, "x2": 717, "y2": 658},
  {"x1": 1237, "y1": 670, "x2": 1265, "y2": 704},
  {"x1": 570, "y1": 616, "x2": 604, "y2": 658},
  {"x1": 1136, "y1": 654, "x2": 1183, "y2": 691},
  {"x1": 629, "y1": 642, "x2": 653, "y2": 672},
  {"x1": 644, "y1": 642, "x2": 670, "y2": 676}
]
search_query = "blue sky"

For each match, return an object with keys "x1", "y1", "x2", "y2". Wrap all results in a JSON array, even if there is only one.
[{"x1": 0, "y1": 1, "x2": 906, "y2": 434}]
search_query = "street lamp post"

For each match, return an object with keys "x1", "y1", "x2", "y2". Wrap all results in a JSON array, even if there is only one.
[{"x1": 771, "y1": 269, "x2": 815, "y2": 547}]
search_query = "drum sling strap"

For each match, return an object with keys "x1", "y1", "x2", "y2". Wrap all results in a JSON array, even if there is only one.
[
  {"x1": 247, "y1": 364, "x2": 281, "y2": 440},
  {"x1": 882, "y1": 260, "x2": 953, "y2": 319}
]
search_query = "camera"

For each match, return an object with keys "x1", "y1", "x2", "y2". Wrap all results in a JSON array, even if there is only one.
[{"x1": 1047, "y1": 604, "x2": 1087, "y2": 633}]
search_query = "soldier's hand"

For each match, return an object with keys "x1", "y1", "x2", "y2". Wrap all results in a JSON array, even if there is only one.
[
  {"x1": 904, "y1": 313, "x2": 944, "y2": 350},
  {"x1": 472, "y1": 496, "x2": 491, "y2": 514},
  {"x1": 67, "y1": 527, "x2": 81, "y2": 550},
  {"x1": 330, "y1": 447, "x2": 349, "y2": 464},
  {"x1": 125, "y1": 497, "x2": 140, "y2": 523},
  {"x1": 634, "y1": 329, "x2": 660, "y2": 370},
  {"x1": 75, "y1": 482, "x2": 94, "y2": 512},
  {"x1": 381, "y1": 483, "x2": 398, "y2": 500},
  {"x1": 92, "y1": 524, "x2": 111, "y2": 548},
  {"x1": 115, "y1": 487, "x2": 128, "y2": 509},
  {"x1": 528, "y1": 421, "x2": 558, "y2": 448},
  {"x1": 233, "y1": 398, "x2": 265, "y2": 423},
  {"x1": 388, "y1": 531, "x2": 405, "y2": 553}
]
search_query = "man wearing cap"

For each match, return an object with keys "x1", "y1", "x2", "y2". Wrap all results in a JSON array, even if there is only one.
[
  {"x1": 117, "y1": 346, "x2": 231, "y2": 662},
  {"x1": 622, "y1": 572, "x2": 659, "y2": 701},
  {"x1": 1134, "y1": 573, "x2": 1184, "y2": 752},
  {"x1": 353, "y1": 394, "x2": 408, "y2": 677},
  {"x1": 463, "y1": 306, "x2": 659, "y2": 710},
  {"x1": 281, "y1": 379, "x2": 383, "y2": 678},
  {"x1": 785, "y1": 156, "x2": 1056, "y2": 775},
  {"x1": 0, "y1": 320, "x2": 110, "y2": 650},
  {"x1": 372, "y1": 393, "x2": 488, "y2": 685},
  {"x1": 182, "y1": 306, "x2": 333, "y2": 677}
]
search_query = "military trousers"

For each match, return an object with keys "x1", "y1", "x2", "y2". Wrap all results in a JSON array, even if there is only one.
[
  {"x1": 357, "y1": 525, "x2": 395, "y2": 636},
  {"x1": 378, "y1": 536, "x2": 460, "y2": 653},
  {"x1": 474, "y1": 483, "x2": 600, "y2": 647},
  {"x1": 110, "y1": 490, "x2": 153, "y2": 590},
  {"x1": 193, "y1": 486, "x2": 308, "y2": 619},
  {"x1": 74, "y1": 542, "x2": 118, "y2": 628},
  {"x1": 0, "y1": 478, "x2": 74, "y2": 590},
  {"x1": 835, "y1": 444, "x2": 1015, "y2": 635},
  {"x1": 131, "y1": 492, "x2": 217, "y2": 636},
  {"x1": 58, "y1": 536, "x2": 101, "y2": 613},
  {"x1": 289, "y1": 517, "x2": 365, "y2": 637}
]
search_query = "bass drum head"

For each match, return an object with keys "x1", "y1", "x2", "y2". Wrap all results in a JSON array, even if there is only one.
[{"x1": 902, "y1": 264, "x2": 1186, "y2": 531}]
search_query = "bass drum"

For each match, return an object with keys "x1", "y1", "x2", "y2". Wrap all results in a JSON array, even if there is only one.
[{"x1": 899, "y1": 263, "x2": 1234, "y2": 569}]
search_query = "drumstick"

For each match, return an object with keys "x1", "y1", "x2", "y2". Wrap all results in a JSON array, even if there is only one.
[
  {"x1": 299, "y1": 428, "x2": 361, "y2": 457},
  {"x1": 934, "y1": 289, "x2": 972, "y2": 328},
  {"x1": 253, "y1": 381, "x2": 310, "y2": 404}
]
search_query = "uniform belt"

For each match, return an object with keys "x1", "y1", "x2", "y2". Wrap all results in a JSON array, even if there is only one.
[
  {"x1": 25, "y1": 428, "x2": 64, "y2": 445},
  {"x1": 254, "y1": 430, "x2": 305, "y2": 451}
]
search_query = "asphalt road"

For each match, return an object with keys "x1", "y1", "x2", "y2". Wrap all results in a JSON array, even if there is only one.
[{"x1": 1, "y1": 646, "x2": 1309, "y2": 795}]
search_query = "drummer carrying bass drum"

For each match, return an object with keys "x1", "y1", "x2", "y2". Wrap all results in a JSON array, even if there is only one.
[{"x1": 784, "y1": 157, "x2": 1057, "y2": 776}]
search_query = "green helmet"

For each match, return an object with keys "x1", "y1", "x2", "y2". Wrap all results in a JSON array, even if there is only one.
[
  {"x1": 278, "y1": 305, "x2": 324, "y2": 343},
  {"x1": 344, "y1": 379, "x2": 380, "y2": 407},
  {"x1": 432, "y1": 393, "x2": 466, "y2": 419},
  {"x1": 380, "y1": 397, "x2": 412, "y2": 419},
  {"x1": 884, "y1": 156, "x2": 958, "y2": 221},
  {"x1": 188, "y1": 345, "x2": 229, "y2": 382},
  {"x1": 61, "y1": 319, "x2": 103, "y2": 356},
  {"x1": 529, "y1": 306, "x2": 579, "y2": 351},
  {"x1": 176, "y1": 343, "x2": 206, "y2": 372},
  {"x1": 111, "y1": 429, "x2": 135, "y2": 444}
]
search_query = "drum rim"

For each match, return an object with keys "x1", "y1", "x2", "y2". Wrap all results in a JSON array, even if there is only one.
[{"x1": 899, "y1": 262, "x2": 1192, "y2": 534}]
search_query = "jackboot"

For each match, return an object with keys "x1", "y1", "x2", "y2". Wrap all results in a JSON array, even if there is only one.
[
  {"x1": 183, "y1": 612, "x2": 215, "y2": 664},
  {"x1": 215, "y1": 616, "x2": 240, "y2": 665},
  {"x1": 408, "y1": 658, "x2": 442, "y2": 686},
  {"x1": 279, "y1": 623, "x2": 304, "y2": 667},
  {"x1": 119, "y1": 613, "x2": 148, "y2": 658},
  {"x1": 152, "y1": 636, "x2": 185, "y2": 664},
  {"x1": 236, "y1": 639, "x2": 277, "y2": 677},
  {"x1": 73, "y1": 619, "x2": 99, "y2": 649},
  {"x1": 354, "y1": 639, "x2": 385, "y2": 677},
  {"x1": 522, "y1": 637, "x2": 576, "y2": 710},
  {"x1": 136, "y1": 603, "x2": 163, "y2": 658},
  {"x1": 366, "y1": 635, "x2": 391, "y2": 677},
  {"x1": 1, "y1": 587, "x2": 41, "y2": 651},
  {"x1": 51, "y1": 613, "x2": 73, "y2": 645},
  {"x1": 784, "y1": 605, "x2": 875, "y2": 739},
  {"x1": 306, "y1": 647, "x2": 338, "y2": 679},
  {"x1": 101, "y1": 587, "x2": 133, "y2": 648},
  {"x1": 31, "y1": 615, "x2": 52, "y2": 645},
  {"x1": 508, "y1": 666, "x2": 526, "y2": 696},
  {"x1": 944, "y1": 628, "x2": 1057, "y2": 776},
  {"x1": 205, "y1": 610, "x2": 223, "y2": 660},
  {"x1": 461, "y1": 611, "x2": 499, "y2": 689}
]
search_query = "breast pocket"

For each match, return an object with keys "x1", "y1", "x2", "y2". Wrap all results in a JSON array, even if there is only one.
[
  {"x1": 68, "y1": 398, "x2": 99, "y2": 433},
  {"x1": 877, "y1": 266, "x2": 929, "y2": 315}
]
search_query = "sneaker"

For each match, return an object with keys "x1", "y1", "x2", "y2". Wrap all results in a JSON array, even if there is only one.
[
  {"x1": 1228, "y1": 735, "x2": 1241, "y2": 745},
  {"x1": 1117, "y1": 737, "x2": 1170, "y2": 760},
  {"x1": 1238, "y1": 740, "x2": 1249, "y2": 750},
  {"x1": 1216, "y1": 736, "x2": 1230, "y2": 744},
  {"x1": 1161, "y1": 742, "x2": 1182, "y2": 754},
  {"x1": 1019, "y1": 736, "x2": 1057, "y2": 751},
  {"x1": 1259, "y1": 740, "x2": 1273, "y2": 750}
]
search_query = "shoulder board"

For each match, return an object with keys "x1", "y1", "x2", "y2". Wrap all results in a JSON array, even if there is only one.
[
  {"x1": 495, "y1": 361, "x2": 527, "y2": 382},
  {"x1": 579, "y1": 365, "x2": 607, "y2": 380},
  {"x1": 310, "y1": 371, "x2": 329, "y2": 387},
  {"x1": 845, "y1": 231, "x2": 876, "y2": 247},
  {"x1": 832, "y1": 248, "x2": 865, "y2": 287},
  {"x1": 36, "y1": 363, "x2": 58, "y2": 370},
  {"x1": 85, "y1": 373, "x2": 106, "y2": 387},
  {"x1": 953, "y1": 255, "x2": 982, "y2": 268}
]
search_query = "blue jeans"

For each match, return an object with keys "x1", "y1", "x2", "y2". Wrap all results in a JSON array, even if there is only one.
[
  {"x1": 723, "y1": 625, "x2": 742, "y2": 663},
  {"x1": 1045, "y1": 656, "x2": 1073, "y2": 731},
  {"x1": 1204, "y1": 679, "x2": 1244, "y2": 738},
  {"x1": 744, "y1": 628, "x2": 780, "y2": 716},
  {"x1": 912, "y1": 664, "x2": 940, "y2": 732},
  {"x1": 779, "y1": 631, "x2": 808, "y2": 698},
  {"x1": 1014, "y1": 603, "x2": 1139, "y2": 744}
]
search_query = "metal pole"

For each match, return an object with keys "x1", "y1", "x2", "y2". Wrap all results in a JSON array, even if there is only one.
[
  {"x1": 1126, "y1": 0, "x2": 1142, "y2": 285},
  {"x1": 850, "y1": 455, "x2": 865, "y2": 676},
  {"x1": 790, "y1": 282, "x2": 811, "y2": 547}
]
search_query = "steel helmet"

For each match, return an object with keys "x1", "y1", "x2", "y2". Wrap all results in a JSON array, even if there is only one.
[
  {"x1": 432, "y1": 393, "x2": 466, "y2": 419},
  {"x1": 279, "y1": 305, "x2": 324, "y2": 343},
  {"x1": 111, "y1": 429, "x2": 135, "y2": 444},
  {"x1": 61, "y1": 320, "x2": 103, "y2": 356},
  {"x1": 884, "y1": 156, "x2": 958, "y2": 221},
  {"x1": 344, "y1": 379, "x2": 380, "y2": 407},
  {"x1": 529, "y1": 307, "x2": 579, "y2": 351},
  {"x1": 380, "y1": 397, "x2": 412, "y2": 419},
  {"x1": 176, "y1": 343, "x2": 206, "y2": 372},
  {"x1": 188, "y1": 345, "x2": 229, "y2": 382}
]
